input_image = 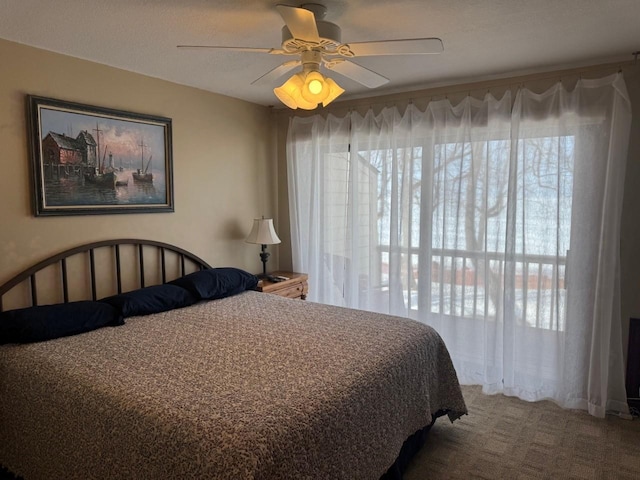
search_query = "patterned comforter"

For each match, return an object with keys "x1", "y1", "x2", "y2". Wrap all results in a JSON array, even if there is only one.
[{"x1": 0, "y1": 291, "x2": 466, "y2": 479}]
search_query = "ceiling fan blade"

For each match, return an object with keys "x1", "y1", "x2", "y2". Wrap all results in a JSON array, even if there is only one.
[
  {"x1": 177, "y1": 45, "x2": 284, "y2": 54},
  {"x1": 347, "y1": 38, "x2": 444, "y2": 56},
  {"x1": 275, "y1": 4, "x2": 320, "y2": 43},
  {"x1": 327, "y1": 60, "x2": 389, "y2": 89},
  {"x1": 251, "y1": 60, "x2": 301, "y2": 85}
]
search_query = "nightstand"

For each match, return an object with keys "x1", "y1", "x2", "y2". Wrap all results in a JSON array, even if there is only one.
[{"x1": 256, "y1": 271, "x2": 308, "y2": 300}]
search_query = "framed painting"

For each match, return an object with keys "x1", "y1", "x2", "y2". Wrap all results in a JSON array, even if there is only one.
[{"x1": 27, "y1": 95, "x2": 174, "y2": 216}]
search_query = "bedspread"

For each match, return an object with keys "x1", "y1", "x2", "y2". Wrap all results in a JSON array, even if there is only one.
[{"x1": 0, "y1": 291, "x2": 466, "y2": 480}]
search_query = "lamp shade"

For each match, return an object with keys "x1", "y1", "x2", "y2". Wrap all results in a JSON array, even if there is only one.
[
  {"x1": 273, "y1": 73, "x2": 306, "y2": 110},
  {"x1": 301, "y1": 71, "x2": 330, "y2": 104},
  {"x1": 321, "y1": 77, "x2": 345, "y2": 106},
  {"x1": 245, "y1": 218, "x2": 281, "y2": 245},
  {"x1": 274, "y1": 70, "x2": 344, "y2": 110}
]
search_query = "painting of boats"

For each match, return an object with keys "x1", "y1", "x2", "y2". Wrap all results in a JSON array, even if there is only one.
[
  {"x1": 132, "y1": 142, "x2": 153, "y2": 183},
  {"x1": 85, "y1": 170, "x2": 117, "y2": 188},
  {"x1": 132, "y1": 171, "x2": 153, "y2": 183},
  {"x1": 28, "y1": 95, "x2": 174, "y2": 216},
  {"x1": 83, "y1": 126, "x2": 117, "y2": 188}
]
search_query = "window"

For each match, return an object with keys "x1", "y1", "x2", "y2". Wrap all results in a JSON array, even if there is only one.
[
  {"x1": 287, "y1": 75, "x2": 631, "y2": 415},
  {"x1": 359, "y1": 135, "x2": 573, "y2": 331}
]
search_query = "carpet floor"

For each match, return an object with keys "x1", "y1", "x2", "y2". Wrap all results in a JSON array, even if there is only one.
[{"x1": 404, "y1": 385, "x2": 640, "y2": 479}]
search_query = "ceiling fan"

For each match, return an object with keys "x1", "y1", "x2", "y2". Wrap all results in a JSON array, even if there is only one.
[{"x1": 178, "y1": 3, "x2": 443, "y2": 109}]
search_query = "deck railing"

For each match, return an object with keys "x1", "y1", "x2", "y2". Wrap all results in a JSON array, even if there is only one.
[{"x1": 375, "y1": 246, "x2": 567, "y2": 331}]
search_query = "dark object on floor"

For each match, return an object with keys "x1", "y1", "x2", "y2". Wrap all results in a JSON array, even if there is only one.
[
  {"x1": 381, "y1": 416, "x2": 437, "y2": 480},
  {"x1": 0, "y1": 465, "x2": 21, "y2": 480}
]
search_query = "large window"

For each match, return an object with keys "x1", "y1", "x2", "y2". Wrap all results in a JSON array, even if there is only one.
[
  {"x1": 287, "y1": 75, "x2": 631, "y2": 416},
  {"x1": 355, "y1": 135, "x2": 574, "y2": 331}
]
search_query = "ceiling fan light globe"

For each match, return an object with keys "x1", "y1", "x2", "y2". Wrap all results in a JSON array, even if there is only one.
[
  {"x1": 294, "y1": 92, "x2": 318, "y2": 110},
  {"x1": 274, "y1": 73, "x2": 318, "y2": 110},
  {"x1": 308, "y1": 78, "x2": 323, "y2": 95},
  {"x1": 301, "y1": 71, "x2": 329, "y2": 104},
  {"x1": 274, "y1": 73, "x2": 305, "y2": 109},
  {"x1": 321, "y1": 77, "x2": 345, "y2": 107},
  {"x1": 274, "y1": 87, "x2": 299, "y2": 109}
]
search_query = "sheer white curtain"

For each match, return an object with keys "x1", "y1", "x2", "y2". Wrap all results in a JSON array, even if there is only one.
[{"x1": 287, "y1": 73, "x2": 632, "y2": 417}]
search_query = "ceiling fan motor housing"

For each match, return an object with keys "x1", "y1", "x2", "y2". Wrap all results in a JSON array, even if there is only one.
[{"x1": 300, "y1": 50, "x2": 322, "y2": 71}]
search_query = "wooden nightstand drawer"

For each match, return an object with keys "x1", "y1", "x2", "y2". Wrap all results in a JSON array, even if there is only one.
[
  {"x1": 256, "y1": 271, "x2": 308, "y2": 300},
  {"x1": 275, "y1": 282, "x2": 309, "y2": 299}
]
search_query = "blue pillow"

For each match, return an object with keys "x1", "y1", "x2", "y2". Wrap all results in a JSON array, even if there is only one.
[
  {"x1": 169, "y1": 267, "x2": 258, "y2": 300},
  {"x1": 0, "y1": 301, "x2": 124, "y2": 344},
  {"x1": 99, "y1": 283, "x2": 196, "y2": 317}
]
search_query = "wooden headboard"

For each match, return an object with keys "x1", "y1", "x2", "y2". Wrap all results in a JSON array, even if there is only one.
[{"x1": 0, "y1": 239, "x2": 211, "y2": 312}]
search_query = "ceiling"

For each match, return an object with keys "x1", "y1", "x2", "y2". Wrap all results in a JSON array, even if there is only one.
[{"x1": 1, "y1": 0, "x2": 637, "y2": 107}]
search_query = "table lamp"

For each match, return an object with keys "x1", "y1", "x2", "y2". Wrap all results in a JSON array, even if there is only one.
[{"x1": 245, "y1": 217, "x2": 281, "y2": 278}]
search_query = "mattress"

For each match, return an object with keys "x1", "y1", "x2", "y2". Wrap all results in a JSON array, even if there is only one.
[{"x1": 0, "y1": 291, "x2": 466, "y2": 479}]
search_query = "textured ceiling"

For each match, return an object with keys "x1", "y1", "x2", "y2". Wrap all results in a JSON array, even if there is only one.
[{"x1": 1, "y1": 0, "x2": 637, "y2": 106}]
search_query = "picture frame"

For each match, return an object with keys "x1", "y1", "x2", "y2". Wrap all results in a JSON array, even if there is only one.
[{"x1": 27, "y1": 95, "x2": 174, "y2": 216}]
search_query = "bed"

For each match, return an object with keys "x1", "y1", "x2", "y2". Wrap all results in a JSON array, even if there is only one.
[{"x1": 0, "y1": 239, "x2": 467, "y2": 480}]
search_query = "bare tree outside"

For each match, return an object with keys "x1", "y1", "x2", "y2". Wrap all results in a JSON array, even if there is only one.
[{"x1": 360, "y1": 133, "x2": 573, "y2": 329}]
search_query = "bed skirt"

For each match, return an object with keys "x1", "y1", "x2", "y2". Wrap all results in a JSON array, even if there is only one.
[{"x1": 380, "y1": 410, "x2": 444, "y2": 480}]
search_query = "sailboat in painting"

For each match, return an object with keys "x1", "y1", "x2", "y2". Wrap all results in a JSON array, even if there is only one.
[
  {"x1": 133, "y1": 139, "x2": 153, "y2": 183},
  {"x1": 84, "y1": 124, "x2": 116, "y2": 188}
]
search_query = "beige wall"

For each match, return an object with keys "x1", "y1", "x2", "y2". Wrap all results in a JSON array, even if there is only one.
[
  {"x1": 274, "y1": 62, "x2": 640, "y2": 362},
  {"x1": 0, "y1": 38, "x2": 278, "y2": 286}
]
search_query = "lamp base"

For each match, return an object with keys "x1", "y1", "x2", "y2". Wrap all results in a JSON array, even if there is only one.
[{"x1": 259, "y1": 244, "x2": 270, "y2": 278}]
